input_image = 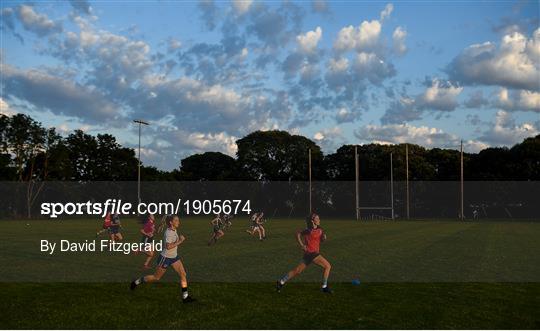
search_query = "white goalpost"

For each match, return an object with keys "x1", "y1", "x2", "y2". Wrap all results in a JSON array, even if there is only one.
[{"x1": 355, "y1": 148, "x2": 395, "y2": 221}]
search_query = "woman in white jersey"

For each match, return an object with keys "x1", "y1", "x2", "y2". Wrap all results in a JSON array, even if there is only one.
[{"x1": 130, "y1": 215, "x2": 195, "y2": 303}]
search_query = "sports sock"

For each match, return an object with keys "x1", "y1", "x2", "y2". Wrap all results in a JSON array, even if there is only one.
[
  {"x1": 322, "y1": 277, "x2": 328, "y2": 288},
  {"x1": 135, "y1": 276, "x2": 145, "y2": 285},
  {"x1": 280, "y1": 274, "x2": 289, "y2": 285},
  {"x1": 181, "y1": 287, "x2": 189, "y2": 299}
]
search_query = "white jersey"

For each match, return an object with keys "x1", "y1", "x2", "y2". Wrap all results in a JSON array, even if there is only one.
[{"x1": 161, "y1": 228, "x2": 179, "y2": 258}]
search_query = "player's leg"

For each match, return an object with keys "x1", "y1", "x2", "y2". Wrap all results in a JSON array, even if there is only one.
[
  {"x1": 216, "y1": 230, "x2": 224, "y2": 239},
  {"x1": 116, "y1": 233, "x2": 123, "y2": 241},
  {"x1": 143, "y1": 249, "x2": 154, "y2": 269},
  {"x1": 260, "y1": 225, "x2": 266, "y2": 239},
  {"x1": 171, "y1": 260, "x2": 195, "y2": 303},
  {"x1": 276, "y1": 262, "x2": 307, "y2": 291},
  {"x1": 254, "y1": 227, "x2": 262, "y2": 240},
  {"x1": 313, "y1": 255, "x2": 332, "y2": 293},
  {"x1": 130, "y1": 264, "x2": 166, "y2": 289}
]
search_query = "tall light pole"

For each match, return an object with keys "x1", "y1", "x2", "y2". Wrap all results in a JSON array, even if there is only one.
[
  {"x1": 134, "y1": 119, "x2": 149, "y2": 205},
  {"x1": 406, "y1": 143, "x2": 410, "y2": 220},
  {"x1": 390, "y1": 152, "x2": 394, "y2": 220},
  {"x1": 460, "y1": 140, "x2": 464, "y2": 220},
  {"x1": 308, "y1": 148, "x2": 312, "y2": 214},
  {"x1": 355, "y1": 145, "x2": 359, "y2": 221}
]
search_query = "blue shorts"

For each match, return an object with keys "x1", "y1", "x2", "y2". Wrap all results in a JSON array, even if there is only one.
[
  {"x1": 108, "y1": 226, "x2": 120, "y2": 234},
  {"x1": 141, "y1": 235, "x2": 153, "y2": 245},
  {"x1": 157, "y1": 255, "x2": 180, "y2": 269}
]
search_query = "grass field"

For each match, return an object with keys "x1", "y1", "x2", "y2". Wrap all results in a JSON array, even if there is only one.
[{"x1": 1, "y1": 217, "x2": 540, "y2": 329}]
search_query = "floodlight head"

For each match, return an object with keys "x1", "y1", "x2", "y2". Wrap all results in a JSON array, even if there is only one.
[{"x1": 133, "y1": 119, "x2": 149, "y2": 125}]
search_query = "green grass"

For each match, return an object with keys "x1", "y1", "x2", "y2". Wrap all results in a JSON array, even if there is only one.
[{"x1": 1, "y1": 218, "x2": 540, "y2": 328}]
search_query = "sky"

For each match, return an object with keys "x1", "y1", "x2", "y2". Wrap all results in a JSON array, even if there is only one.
[{"x1": 1, "y1": 0, "x2": 539, "y2": 170}]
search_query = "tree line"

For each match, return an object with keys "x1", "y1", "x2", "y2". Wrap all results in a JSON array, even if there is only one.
[{"x1": 1, "y1": 113, "x2": 539, "y2": 182}]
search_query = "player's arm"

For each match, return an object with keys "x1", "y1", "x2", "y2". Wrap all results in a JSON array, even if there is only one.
[
  {"x1": 296, "y1": 230, "x2": 307, "y2": 250},
  {"x1": 321, "y1": 229, "x2": 327, "y2": 242},
  {"x1": 166, "y1": 235, "x2": 185, "y2": 249}
]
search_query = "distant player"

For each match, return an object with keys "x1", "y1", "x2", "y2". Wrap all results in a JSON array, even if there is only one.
[
  {"x1": 96, "y1": 212, "x2": 112, "y2": 237},
  {"x1": 138, "y1": 213, "x2": 156, "y2": 269},
  {"x1": 130, "y1": 215, "x2": 195, "y2": 303},
  {"x1": 208, "y1": 214, "x2": 225, "y2": 246},
  {"x1": 109, "y1": 213, "x2": 122, "y2": 241},
  {"x1": 222, "y1": 213, "x2": 233, "y2": 229},
  {"x1": 246, "y1": 212, "x2": 266, "y2": 241},
  {"x1": 276, "y1": 213, "x2": 332, "y2": 293}
]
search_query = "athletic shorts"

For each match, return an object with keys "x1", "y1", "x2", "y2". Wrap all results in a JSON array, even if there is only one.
[
  {"x1": 213, "y1": 225, "x2": 221, "y2": 233},
  {"x1": 141, "y1": 234, "x2": 153, "y2": 245},
  {"x1": 302, "y1": 252, "x2": 320, "y2": 265},
  {"x1": 157, "y1": 255, "x2": 180, "y2": 269},
  {"x1": 108, "y1": 226, "x2": 120, "y2": 234}
]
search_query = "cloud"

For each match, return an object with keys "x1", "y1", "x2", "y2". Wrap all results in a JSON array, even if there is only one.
[
  {"x1": 0, "y1": 98, "x2": 15, "y2": 116},
  {"x1": 68, "y1": 0, "x2": 91, "y2": 15},
  {"x1": 380, "y1": 79, "x2": 462, "y2": 123},
  {"x1": 0, "y1": 7, "x2": 24, "y2": 43},
  {"x1": 380, "y1": 97, "x2": 422, "y2": 124},
  {"x1": 246, "y1": 2, "x2": 304, "y2": 50},
  {"x1": 446, "y1": 28, "x2": 540, "y2": 91},
  {"x1": 198, "y1": 0, "x2": 219, "y2": 30},
  {"x1": 1, "y1": 65, "x2": 123, "y2": 123},
  {"x1": 16, "y1": 5, "x2": 62, "y2": 37},
  {"x1": 495, "y1": 88, "x2": 540, "y2": 112},
  {"x1": 142, "y1": 127, "x2": 239, "y2": 169},
  {"x1": 232, "y1": 0, "x2": 253, "y2": 15},
  {"x1": 355, "y1": 123, "x2": 488, "y2": 152},
  {"x1": 478, "y1": 110, "x2": 539, "y2": 145},
  {"x1": 297, "y1": 26, "x2": 322, "y2": 54},
  {"x1": 353, "y1": 52, "x2": 396, "y2": 85},
  {"x1": 392, "y1": 26, "x2": 407, "y2": 55},
  {"x1": 464, "y1": 90, "x2": 489, "y2": 108},
  {"x1": 380, "y1": 3, "x2": 393, "y2": 22},
  {"x1": 313, "y1": 126, "x2": 344, "y2": 151},
  {"x1": 416, "y1": 79, "x2": 463, "y2": 111},
  {"x1": 334, "y1": 20, "x2": 381, "y2": 52},
  {"x1": 312, "y1": 0, "x2": 330, "y2": 14},
  {"x1": 335, "y1": 107, "x2": 358, "y2": 123}
]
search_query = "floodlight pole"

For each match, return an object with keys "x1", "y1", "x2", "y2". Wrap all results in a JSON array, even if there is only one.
[
  {"x1": 390, "y1": 152, "x2": 394, "y2": 220},
  {"x1": 134, "y1": 119, "x2": 149, "y2": 206},
  {"x1": 406, "y1": 143, "x2": 410, "y2": 220},
  {"x1": 460, "y1": 140, "x2": 464, "y2": 221},
  {"x1": 355, "y1": 146, "x2": 359, "y2": 221},
  {"x1": 309, "y1": 148, "x2": 312, "y2": 214}
]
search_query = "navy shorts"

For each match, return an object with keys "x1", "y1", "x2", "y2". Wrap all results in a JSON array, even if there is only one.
[
  {"x1": 302, "y1": 252, "x2": 320, "y2": 265},
  {"x1": 108, "y1": 226, "x2": 120, "y2": 234},
  {"x1": 157, "y1": 255, "x2": 180, "y2": 269},
  {"x1": 141, "y1": 235, "x2": 153, "y2": 245}
]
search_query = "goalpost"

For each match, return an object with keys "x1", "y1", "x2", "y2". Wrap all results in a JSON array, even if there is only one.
[{"x1": 355, "y1": 147, "x2": 395, "y2": 221}]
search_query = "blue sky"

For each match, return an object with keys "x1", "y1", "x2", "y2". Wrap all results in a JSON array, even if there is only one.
[{"x1": 1, "y1": 0, "x2": 539, "y2": 170}]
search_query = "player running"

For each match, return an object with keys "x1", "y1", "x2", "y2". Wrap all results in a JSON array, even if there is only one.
[
  {"x1": 96, "y1": 212, "x2": 112, "y2": 238},
  {"x1": 246, "y1": 212, "x2": 266, "y2": 241},
  {"x1": 208, "y1": 214, "x2": 225, "y2": 246},
  {"x1": 222, "y1": 213, "x2": 233, "y2": 229},
  {"x1": 276, "y1": 213, "x2": 332, "y2": 293},
  {"x1": 138, "y1": 213, "x2": 156, "y2": 269},
  {"x1": 109, "y1": 213, "x2": 122, "y2": 241},
  {"x1": 130, "y1": 215, "x2": 196, "y2": 303}
]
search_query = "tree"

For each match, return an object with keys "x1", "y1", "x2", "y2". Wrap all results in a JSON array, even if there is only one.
[
  {"x1": 236, "y1": 130, "x2": 323, "y2": 181},
  {"x1": 179, "y1": 152, "x2": 237, "y2": 180}
]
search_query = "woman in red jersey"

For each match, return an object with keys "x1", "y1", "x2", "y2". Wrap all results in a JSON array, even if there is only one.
[{"x1": 276, "y1": 213, "x2": 332, "y2": 293}]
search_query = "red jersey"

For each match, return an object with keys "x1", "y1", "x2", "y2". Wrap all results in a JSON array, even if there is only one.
[
  {"x1": 103, "y1": 213, "x2": 112, "y2": 228},
  {"x1": 300, "y1": 227, "x2": 325, "y2": 253},
  {"x1": 143, "y1": 218, "x2": 155, "y2": 236}
]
